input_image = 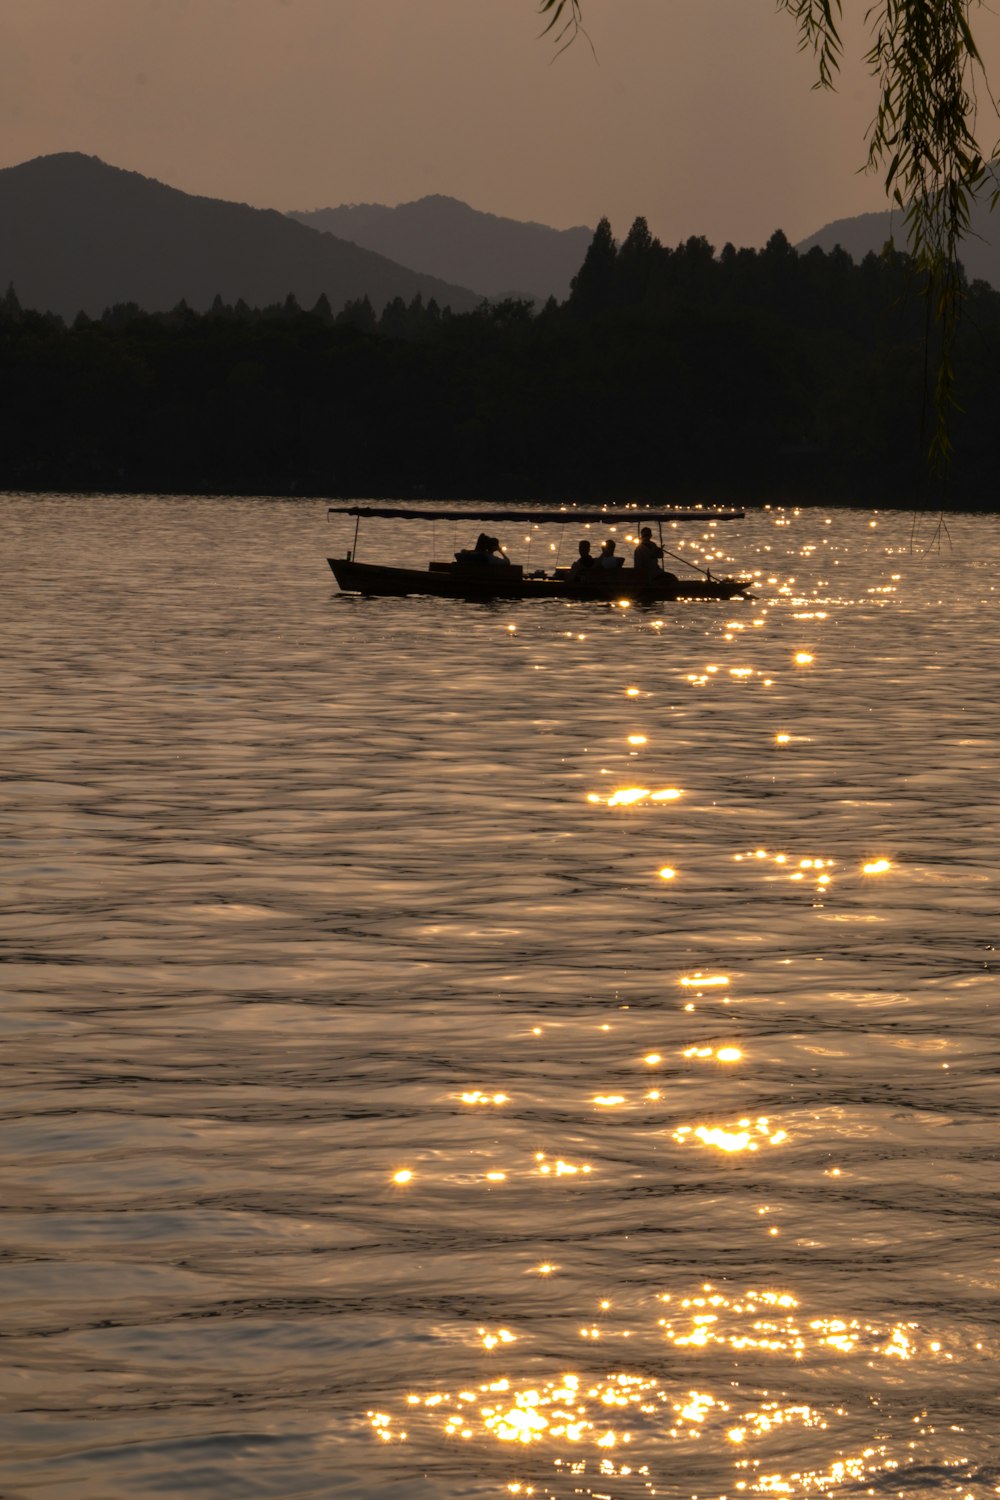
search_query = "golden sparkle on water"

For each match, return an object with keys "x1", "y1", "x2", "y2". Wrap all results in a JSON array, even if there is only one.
[
  {"x1": 673, "y1": 1118, "x2": 789, "y2": 1153},
  {"x1": 606, "y1": 788, "x2": 648, "y2": 807},
  {"x1": 592, "y1": 787, "x2": 683, "y2": 808},
  {"x1": 391, "y1": 1169, "x2": 413, "y2": 1185},
  {"x1": 863, "y1": 857, "x2": 893, "y2": 875},
  {"x1": 479, "y1": 1327, "x2": 517, "y2": 1351},
  {"x1": 368, "y1": 1282, "x2": 954, "y2": 1491},
  {"x1": 682, "y1": 1045, "x2": 743, "y2": 1063},
  {"x1": 734, "y1": 848, "x2": 836, "y2": 890},
  {"x1": 535, "y1": 1152, "x2": 592, "y2": 1177}
]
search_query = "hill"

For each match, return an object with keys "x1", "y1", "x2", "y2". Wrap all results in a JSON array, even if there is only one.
[
  {"x1": 797, "y1": 195, "x2": 1000, "y2": 289},
  {"x1": 0, "y1": 154, "x2": 481, "y2": 318},
  {"x1": 287, "y1": 195, "x2": 593, "y2": 302}
]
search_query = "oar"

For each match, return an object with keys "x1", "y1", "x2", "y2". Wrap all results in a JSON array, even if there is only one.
[
  {"x1": 661, "y1": 544, "x2": 713, "y2": 578},
  {"x1": 654, "y1": 518, "x2": 714, "y2": 578}
]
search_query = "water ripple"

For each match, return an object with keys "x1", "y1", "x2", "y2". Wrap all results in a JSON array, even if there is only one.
[{"x1": 2, "y1": 496, "x2": 998, "y2": 1500}]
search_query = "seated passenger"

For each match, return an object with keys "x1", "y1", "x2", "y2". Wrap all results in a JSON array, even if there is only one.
[
  {"x1": 634, "y1": 526, "x2": 664, "y2": 578},
  {"x1": 483, "y1": 534, "x2": 510, "y2": 565},
  {"x1": 457, "y1": 533, "x2": 510, "y2": 567},
  {"x1": 568, "y1": 539, "x2": 594, "y2": 580},
  {"x1": 594, "y1": 538, "x2": 624, "y2": 570}
]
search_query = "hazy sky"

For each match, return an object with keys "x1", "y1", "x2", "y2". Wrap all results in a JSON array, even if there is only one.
[{"x1": 5, "y1": 1, "x2": 999, "y2": 247}]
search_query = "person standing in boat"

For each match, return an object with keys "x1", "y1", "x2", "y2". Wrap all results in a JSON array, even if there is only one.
[
  {"x1": 568, "y1": 539, "x2": 594, "y2": 580},
  {"x1": 633, "y1": 527, "x2": 664, "y2": 578}
]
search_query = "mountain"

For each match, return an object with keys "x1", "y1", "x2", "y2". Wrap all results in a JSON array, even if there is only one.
[
  {"x1": 288, "y1": 195, "x2": 593, "y2": 302},
  {"x1": 797, "y1": 194, "x2": 1000, "y2": 290},
  {"x1": 0, "y1": 154, "x2": 481, "y2": 319}
]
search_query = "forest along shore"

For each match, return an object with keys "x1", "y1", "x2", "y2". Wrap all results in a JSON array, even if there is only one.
[{"x1": 2, "y1": 224, "x2": 998, "y2": 505}]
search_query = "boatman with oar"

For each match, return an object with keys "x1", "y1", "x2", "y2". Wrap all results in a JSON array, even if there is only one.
[{"x1": 633, "y1": 527, "x2": 664, "y2": 579}]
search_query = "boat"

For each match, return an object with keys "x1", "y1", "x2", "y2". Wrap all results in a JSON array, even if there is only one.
[{"x1": 326, "y1": 505, "x2": 753, "y2": 602}]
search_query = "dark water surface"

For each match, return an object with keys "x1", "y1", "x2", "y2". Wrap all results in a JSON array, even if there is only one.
[{"x1": 2, "y1": 496, "x2": 998, "y2": 1500}]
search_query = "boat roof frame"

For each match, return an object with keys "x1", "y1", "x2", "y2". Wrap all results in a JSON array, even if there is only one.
[{"x1": 327, "y1": 505, "x2": 744, "y2": 524}]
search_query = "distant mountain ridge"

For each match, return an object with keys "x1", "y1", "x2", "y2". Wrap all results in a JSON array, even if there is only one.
[
  {"x1": 288, "y1": 194, "x2": 593, "y2": 302},
  {"x1": 0, "y1": 153, "x2": 481, "y2": 319},
  {"x1": 797, "y1": 192, "x2": 1000, "y2": 289}
]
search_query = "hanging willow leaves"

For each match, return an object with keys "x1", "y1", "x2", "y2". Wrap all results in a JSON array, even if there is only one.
[
  {"x1": 780, "y1": 1, "x2": 996, "y2": 467},
  {"x1": 537, "y1": 0, "x2": 584, "y2": 54},
  {"x1": 539, "y1": 0, "x2": 999, "y2": 469}
]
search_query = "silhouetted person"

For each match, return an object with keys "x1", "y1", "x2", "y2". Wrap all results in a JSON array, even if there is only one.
[
  {"x1": 634, "y1": 526, "x2": 664, "y2": 578},
  {"x1": 456, "y1": 532, "x2": 498, "y2": 568},
  {"x1": 462, "y1": 532, "x2": 509, "y2": 566},
  {"x1": 568, "y1": 539, "x2": 594, "y2": 580},
  {"x1": 594, "y1": 538, "x2": 623, "y2": 570}
]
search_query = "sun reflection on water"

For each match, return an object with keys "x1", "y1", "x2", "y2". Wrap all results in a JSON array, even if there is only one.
[
  {"x1": 368, "y1": 1281, "x2": 957, "y2": 1496},
  {"x1": 673, "y1": 1118, "x2": 789, "y2": 1153},
  {"x1": 591, "y1": 787, "x2": 683, "y2": 808},
  {"x1": 733, "y1": 848, "x2": 836, "y2": 892}
]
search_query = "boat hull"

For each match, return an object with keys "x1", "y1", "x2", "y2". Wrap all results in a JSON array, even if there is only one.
[{"x1": 328, "y1": 558, "x2": 751, "y2": 602}]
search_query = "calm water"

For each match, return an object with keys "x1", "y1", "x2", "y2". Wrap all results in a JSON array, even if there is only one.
[{"x1": 2, "y1": 496, "x2": 998, "y2": 1500}]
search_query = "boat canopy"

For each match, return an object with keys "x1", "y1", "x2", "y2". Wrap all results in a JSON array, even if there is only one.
[{"x1": 327, "y1": 505, "x2": 744, "y2": 524}]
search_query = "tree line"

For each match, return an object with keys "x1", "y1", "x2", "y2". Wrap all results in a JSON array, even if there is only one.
[{"x1": 1, "y1": 220, "x2": 998, "y2": 506}]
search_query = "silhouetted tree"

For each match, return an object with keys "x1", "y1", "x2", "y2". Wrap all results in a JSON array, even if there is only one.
[
  {"x1": 1, "y1": 284, "x2": 23, "y2": 324},
  {"x1": 568, "y1": 217, "x2": 617, "y2": 316},
  {"x1": 312, "y1": 292, "x2": 334, "y2": 323},
  {"x1": 538, "y1": 0, "x2": 993, "y2": 464},
  {"x1": 338, "y1": 295, "x2": 377, "y2": 334},
  {"x1": 616, "y1": 216, "x2": 658, "y2": 306},
  {"x1": 1, "y1": 231, "x2": 998, "y2": 505}
]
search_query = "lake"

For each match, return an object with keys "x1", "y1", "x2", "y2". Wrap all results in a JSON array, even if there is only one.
[{"x1": 2, "y1": 495, "x2": 998, "y2": 1500}]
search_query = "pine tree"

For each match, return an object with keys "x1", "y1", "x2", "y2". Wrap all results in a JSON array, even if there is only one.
[{"x1": 568, "y1": 218, "x2": 617, "y2": 316}]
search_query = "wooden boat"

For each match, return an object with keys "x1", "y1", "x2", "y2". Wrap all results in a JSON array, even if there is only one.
[{"x1": 327, "y1": 505, "x2": 753, "y2": 602}]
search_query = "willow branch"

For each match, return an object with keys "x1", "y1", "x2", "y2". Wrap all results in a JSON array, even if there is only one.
[{"x1": 779, "y1": 1, "x2": 996, "y2": 468}]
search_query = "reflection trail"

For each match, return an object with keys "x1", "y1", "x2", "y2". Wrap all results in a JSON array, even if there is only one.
[{"x1": 369, "y1": 1280, "x2": 971, "y2": 1498}]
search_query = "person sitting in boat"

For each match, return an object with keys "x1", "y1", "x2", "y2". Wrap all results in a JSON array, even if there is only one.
[
  {"x1": 568, "y1": 539, "x2": 594, "y2": 580},
  {"x1": 633, "y1": 526, "x2": 664, "y2": 578},
  {"x1": 482, "y1": 534, "x2": 511, "y2": 566},
  {"x1": 458, "y1": 533, "x2": 511, "y2": 568},
  {"x1": 594, "y1": 538, "x2": 624, "y2": 570}
]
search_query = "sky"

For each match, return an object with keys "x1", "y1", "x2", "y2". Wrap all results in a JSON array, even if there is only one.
[{"x1": 4, "y1": 0, "x2": 1000, "y2": 248}]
